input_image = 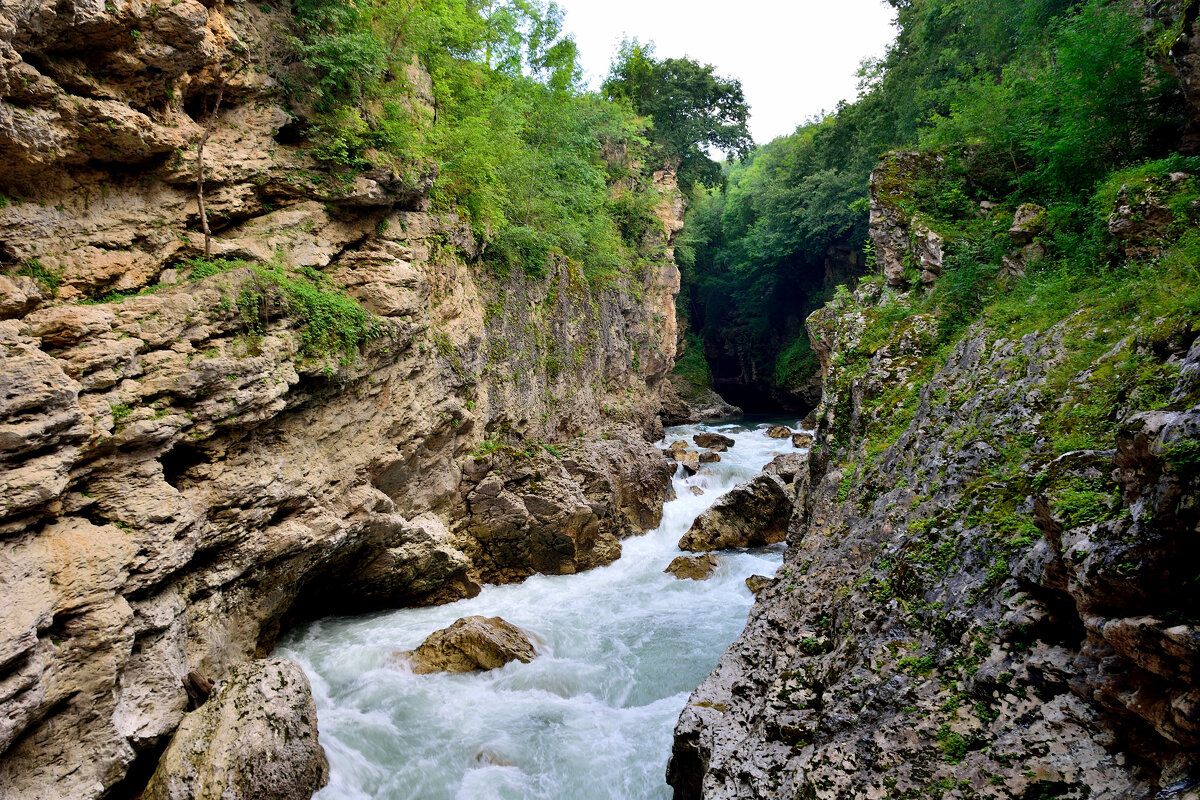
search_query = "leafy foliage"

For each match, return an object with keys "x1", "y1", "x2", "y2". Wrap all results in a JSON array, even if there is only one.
[
  {"x1": 602, "y1": 39, "x2": 753, "y2": 190},
  {"x1": 287, "y1": 0, "x2": 669, "y2": 284},
  {"x1": 678, "y1": 0, "x2": 1188, "y2": 404}
]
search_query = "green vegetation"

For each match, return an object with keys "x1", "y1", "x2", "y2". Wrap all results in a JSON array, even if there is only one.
[
  {"x1": 286, "y1": 0, "x2": 748, "y2": 285},
  {"x1": 184, "y1": 257, "x2": 381, "y2": 362},
  {"x1": 678, "y1": 0, "x2": 1189, "y2": 401},
  {"x1": 671, "y1": 331, "x2": 713, "y2": 389},
  {"x1": 14, "y1": 258, "x2": 63, "y2": 296},
  {"x1": 602, "y1": 39, "x2": 753, "y2": 190}
]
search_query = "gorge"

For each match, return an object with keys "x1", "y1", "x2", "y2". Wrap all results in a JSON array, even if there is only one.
[{"x1": 2, "y1": 0, "x2": 1200, "y2": 798}]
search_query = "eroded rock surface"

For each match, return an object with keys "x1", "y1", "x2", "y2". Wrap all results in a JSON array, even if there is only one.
[
  {"x1": 669, "y1": 280, "x2": 1200, "y2": 800},
  {"x1": 403, "y1": 616, "x2": 537, "y2": 674},
  {"x1": 0, "y1": 1, "x2": 682, "y2": 795}
]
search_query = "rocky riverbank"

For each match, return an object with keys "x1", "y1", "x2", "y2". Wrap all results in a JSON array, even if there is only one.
[{"x1": 667, "y1": 153, "x2": 1200, "y2": 798}]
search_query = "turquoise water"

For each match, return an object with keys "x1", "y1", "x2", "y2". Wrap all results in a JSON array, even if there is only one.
[{"x1": 278, "y1": 420, "x2": 806, "y2": 800}]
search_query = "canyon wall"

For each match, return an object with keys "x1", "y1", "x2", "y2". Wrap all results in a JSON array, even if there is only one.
[
  {"x1": 0, "y1": 1, "x2": 681, "y2": 797},
  {"x1": 669, "y1": 162, "x2": 1200, "y2": 798}
]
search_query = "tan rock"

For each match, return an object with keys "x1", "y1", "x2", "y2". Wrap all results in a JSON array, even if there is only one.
[
  {"x1": 665, "y1": 554, "x2": 719, "y2": 581},
  {"x1": 765, "y1": 425, "x2": 792, "y2": 439},
  {"x1": 791, "y1": 432, "x2": 814, "y2": 448},
  {"x1": 699, "y1": 450, "x2": 721, "y2": 463},
  {"x1": 404, "y1": 616, "x2": 538, "y2": 674},
  {"x1": 745, "y1": 575, "x2": 772, "y2": 594}
]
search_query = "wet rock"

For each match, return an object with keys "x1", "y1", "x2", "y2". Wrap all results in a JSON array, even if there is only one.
[
  {"x1": 689, "y1": 486, "x2": 705, "y2": 496},
  {"x1": 665, "y1": 554, "x2": 720, "y2": 581},
  {"x1": 765, "y1": 426, "x2": 792, "y2": 439},
  {"x1": 677, "y1": 450, "x2": 701, "y2": 474},
  {"x1": 693, "y1": 432, "x2": 735, "y2": 451},
  {"x1": 699, "y1": 451, "x2": 721, "y2": 463},
  {"x1": 745, "y1": 575, "x2": 772, "y2": 595},
  {"x1": 404, "y1": 616, "x2": 538, "y2": 674},
  {"x1": 791, "y1": 432, "x2": 814, "y2": 449},
  {"x1": 678, "y1": 474, "x2": 791, "y2": 552},
  {"x1": 142, "y1": 658, "x2": 327, "y2": 800}
]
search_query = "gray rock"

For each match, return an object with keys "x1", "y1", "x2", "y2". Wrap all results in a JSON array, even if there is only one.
[
  {"x1": 678, "y1": 474, "x2": 791, "y2": 552},
  {"x1": 142, "y1": 658, "x2": 327, "y2": 800}
]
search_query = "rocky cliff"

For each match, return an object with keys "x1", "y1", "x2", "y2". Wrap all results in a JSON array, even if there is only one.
[
  {"x1": 669, "y1": 159, "x2": 1200, "y2": 797},
  {"x1": 0, "y1": 2, "x2": 682, "y2": 797}
]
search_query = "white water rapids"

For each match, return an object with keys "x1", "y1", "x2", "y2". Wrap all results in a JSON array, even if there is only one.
[{"x1": 278, "y1": 418, "x2": 806, "y2": 800}]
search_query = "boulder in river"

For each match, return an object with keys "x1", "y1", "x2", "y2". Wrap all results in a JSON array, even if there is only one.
[
  {"x1": 143, "y1": 658, "x2": 328, "y2": 800},
  {"x1": 678, "y1": 473, "x2": 792, "y2": 552},
  {"x1": 792, "y1": 431, "x2": 814, "y2": 448},
  {"x1": 765, "y1": 425, "x2": 793, "y2": 439},
  {"x1": 693, "y1": 432, "x2": 735, "y2": 451},
  {"x1": 404, "y1": 616, "x2": 538, "y2": 674},
  {"x1": 699, "y1": 450, "x2": 721, "y2": 464},
  {"x1": 745, "y1": 575, "x2": 773, "y2": 595},
  {"x1": 665, "y1": 554, "x2": 720, "y2": 581},
  {"x1": 677, "y1": 450, "x2": 701, "y2": 474}
]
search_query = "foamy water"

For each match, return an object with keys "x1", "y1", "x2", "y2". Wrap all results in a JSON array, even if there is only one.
[{"x1": 278, "y1": 419, "x2": 807, "y2": 800}]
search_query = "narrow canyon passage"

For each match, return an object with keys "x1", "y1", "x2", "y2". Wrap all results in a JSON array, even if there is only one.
[{"x1": 279, "y1": 420, "x2": 806, "y2": 800}]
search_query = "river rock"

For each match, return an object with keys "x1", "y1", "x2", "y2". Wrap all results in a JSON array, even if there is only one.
[
  {"x1": 763, "y1": 453, "x2": 807, "y2": 485},
  {"x1": 689, "y1": 486, "x2": 705, "y2": 496},
  {"x1": 765, "y1": 426, "x2": 792, "y2": 439},
  {"x1": 745, "y1": 575, "x2": 772, "y2": 595},
  {"x1": 678, "y1": 474, "x2": 792, "y2": 552},
  {"x1": 699, "y1": 450, "x2": 721, "y2": 463},
  {"x1": 693, "y1": 432, "x2": 735, "y2": 451},
  {"x1": 665, "y1": 554, "x2": 720, "y2": 581},
  {"x1": 791, "y1": 432, "x2": 814, "y2": 448},
  {"x1": 142, "y1": 658, "x2": 328, "y2": 800},
  {"x1": 677, "y1": 450, "x2": 701, "y2": 474},
  {"x1": 404, "y1": 616, "x2": 537, "y2": 674}
]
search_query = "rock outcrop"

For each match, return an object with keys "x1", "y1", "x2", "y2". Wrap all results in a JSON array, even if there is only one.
[
  {"x1": 665, "y1": 554, "x2": 720, "y2": 581},
  {"x1": 403, "y1": 616, "x2": 538, "y2": 674},
  {"x1": 0, "y1": 1, "x2": 682, "y2": 796},
  {"x1": 677, "y1": 474, "x2": 792, "y2": 552},
  {"x1": 143, "y1": 658, "x2": 327, "y2": 800},
  {"x1": 668, "y1": 278, "x2": 1200, "y2": 799}
]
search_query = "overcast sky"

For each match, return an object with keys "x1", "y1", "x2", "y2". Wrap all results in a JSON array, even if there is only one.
[{"x1": 553, "y1": 0, "x2": 899, "y2": 146}]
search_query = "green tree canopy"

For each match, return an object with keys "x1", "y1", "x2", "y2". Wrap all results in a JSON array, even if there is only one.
[{"x1": 602, "y1": 40, "x2": 753, "y2": 189}]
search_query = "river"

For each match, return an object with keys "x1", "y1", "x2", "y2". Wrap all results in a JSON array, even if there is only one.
[{"x1": 278, "y1": 418, "x2": 806, "y2": 800}]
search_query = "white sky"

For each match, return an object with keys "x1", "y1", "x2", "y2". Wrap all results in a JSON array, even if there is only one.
[{"x1": 553, "y1": 0, "x2": 899, "y2": 145}]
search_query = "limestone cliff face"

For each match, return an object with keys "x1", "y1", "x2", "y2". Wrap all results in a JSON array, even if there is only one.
[
  {"x1": 0, "y1": 2, "x2": 681, "y2": 797},
  {"x1": 669, "y1": 190, "x2": 1200, "y2": 796}
]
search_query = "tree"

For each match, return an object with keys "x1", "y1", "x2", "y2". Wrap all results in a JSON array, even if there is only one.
[{"x1": 603, "y1": 40, "x2": 752, "y2": 188}]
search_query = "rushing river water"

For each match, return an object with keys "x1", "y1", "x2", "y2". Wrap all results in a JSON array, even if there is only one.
[{"x1": 278, "y1": 419, "x2": 806, "y2": 800}]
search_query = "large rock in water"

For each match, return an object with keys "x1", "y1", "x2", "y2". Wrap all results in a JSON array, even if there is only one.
[
  {"x1": 665, "y1": 554, "x2": 720, "y2": 580},
  {"x1": 693, "y1": 432, "x2": 735, "y2": 451},
  {"x1": 404, "y1": 616, "x2": 537, "y2": 674},
  {"x1": 678, "y1": 474, "x2": 792, "y2": 552},
  {"x1": 765, "y1": 425, "x2": 793, "y2": 439},
  {"x1": 143, "y1": 658, "x2": 327, "y2": 800}
]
